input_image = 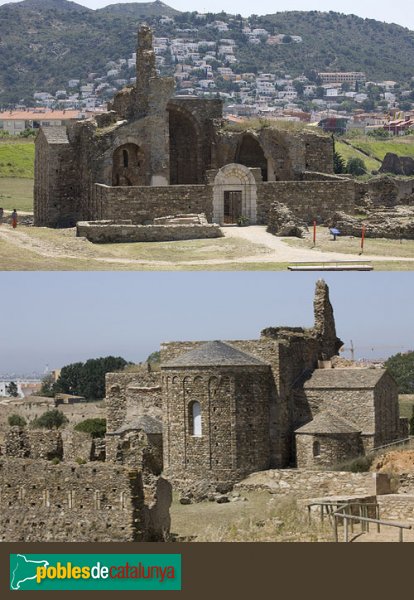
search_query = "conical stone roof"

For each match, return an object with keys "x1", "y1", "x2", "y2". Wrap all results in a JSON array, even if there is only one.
[{"x1": 161, "y1": 341, "x2": 269, "y2": 368}]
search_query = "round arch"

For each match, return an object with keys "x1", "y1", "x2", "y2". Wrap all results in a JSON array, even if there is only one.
[
  {"x1": 168, "y1": 104, "x2": 203, "y2": 184},
  {"x1": 212, "y1": 163, "x2": 257, "y2": 225}
]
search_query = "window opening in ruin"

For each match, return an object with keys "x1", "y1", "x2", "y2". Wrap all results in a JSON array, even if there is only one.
[
  {"x1": 236, "y1": 134, "x2": 268, "y2": 181},
  {"x1": 313, "y1": 440, "x2": 321, "y2": 457},
  {"x1": 223, "y1": 191, "x2": 242, "y2": 224},
  {"x1": 189, "y1": 401, "x2": 202, "y2": 436},
  {"x1": 123, "y1": 149, "x2": 129, "y2": 168}
]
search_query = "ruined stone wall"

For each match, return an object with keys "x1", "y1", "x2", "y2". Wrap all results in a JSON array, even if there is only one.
[
  {"x1": 295, "y1": 433, "x2": 362, "y2": 469},
  {"x1": 95, "y1": 184, "x2": 213, "y2": 224},
  {"x1": 162, "y1": 365, "x2": 270, "y2": 485},
  {"x1": 355, "y1": 176, "x2": 414, "y2": 207},
  {"x1": 377, "y1": 494, "x2": 414, "y2": 524},
  {"x1": 34, "y1": 132, "x2": 80, "y2": 228},
  {"x1": 236, "y1": 468, "x2": 376, "y2": 498},
  {"x1": 4, "y1": 427, "x2": 62, "y2": 460},
  {"x1": 76, "y1": 221, "x2": 222, "y2": 243},
  {"x1": 105, "y1": 371, "x2": 162, "y2": 462},
  {"x1": 373, "y1": 373, "x2": 401, "y2": 447},
  {"x1": 0, "y1": 458, "x2": 171, "y2": 542},
  {"x1": 256, "y1": 180, "x2": 355, "y2": 224},
  {"x1": 303, "y1": 133, "x2": 334, "y2": 174}
]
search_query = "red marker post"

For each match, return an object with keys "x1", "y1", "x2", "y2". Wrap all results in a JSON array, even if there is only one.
[
  {"x1": 313, "y1": 220, "x2": 316, "y2": 247},
  {"x1": 361, "y1": 224, "x2": 366, "y2": 254}
]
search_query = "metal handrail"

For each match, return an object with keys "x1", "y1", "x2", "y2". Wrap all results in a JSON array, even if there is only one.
[{"x1": 334, "y1": 503, "x2": 412, "y2": 542}]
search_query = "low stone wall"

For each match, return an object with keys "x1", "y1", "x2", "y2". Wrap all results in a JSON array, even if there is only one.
[
  {"x1": 0, "y1": 458, "x2": 172, "y2": 542},
  {"x1": 95, "y1": 184, "x2": 213, "y2": 224},
  {"x1": 257, "y1": 180, "x2": 355, "y2": 224},
  {"x1": 76, "y1": 220, "x2": 223, "y2": 243},
  {"x1": 235, "y1": 469, "x2": 376, "y2": 498},
  {"x1": 329, "y1": 208, "x2": 414, "y2": 239},
  {"x1": 377, "y1": 494, "x2": 414, "y2": 523}
]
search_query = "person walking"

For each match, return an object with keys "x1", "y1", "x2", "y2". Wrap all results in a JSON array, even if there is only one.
[
  {"x1": 11, "y1": 209, "x2": 17, "y2": 229},
  {"x1": 0, "y1": 207, "x2": 3, "y2": 226}
]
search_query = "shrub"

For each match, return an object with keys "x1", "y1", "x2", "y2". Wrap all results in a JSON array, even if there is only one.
[
  {"x1": 74, "y1": 418, "x2": 106, "y2": 438},
  {"x1": 237, "y1": 215, "x2": 250, "y2": 227},
  {"x1": 51, "y1": 457, "x2": 61, "y2": 465},
  {"x1": 8, "y1": 414, "x2": 27, "y2": 427},
  {"x1": 332, "y1": 454, "x2": 374, "y2": 472},
  {"x1": 75, "y1": 457, "x2": 87, "y2": 465},
  {"x1": 31, "y1": 409, "x2": 69, "y2": 430},
  {"x1": 346, "y1": 157, "x2": 367, "y2": 176}
]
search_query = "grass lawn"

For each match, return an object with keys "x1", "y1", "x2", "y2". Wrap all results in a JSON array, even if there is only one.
[
  {"x1": 399, "y1": 395, "x2": 414, "y2": 420},
  {"x1": 336, "y1": 140, "x2": 380, "y2": 172},
  {"x1": 285, "y1": 226, "x2": 414, "y2": 259},
  {"x1": 0, "y1": 177, "x2": 33, "y2": 211},
  {"x1": 0, "y1": 140, "x2": 34, "y2": 178}
]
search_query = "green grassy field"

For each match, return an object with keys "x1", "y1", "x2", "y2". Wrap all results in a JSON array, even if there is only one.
[
  {"x1": 0, "y1": 177, "x2": 33, "y2": 211},
  {"x1": 335, "y1": 140, "x2": 381, "y2": 172},
  {"x1": 0, "y1": 139, "x2": 34, "y2": 178},
  {"x1": 337, "y1": 134, "x2": 414, "y2": 174}
]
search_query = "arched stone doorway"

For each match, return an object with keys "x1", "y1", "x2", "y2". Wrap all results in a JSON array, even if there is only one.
[
  {"x1": 213, "y1": 164, "x2": 257, "y2": 225},
  {"x1": 236, "y1": 134, "x2": 268, "y2": 181},
  {"x1": 168, "y1": 107, "x2": 201, "y2": 184},
  {"x1": 112, "y1": 143, "x2": 146, "y2": 186}
]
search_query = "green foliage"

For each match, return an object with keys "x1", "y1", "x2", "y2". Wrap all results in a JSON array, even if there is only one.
[
  {"x1": 74, "y1": 418, "x2": 107, "y2": 438},
  {"x1": 333, "y1": 454, "x2": 374, "y2": 472},
  {"x1": 55, "y1": 356, "x2": 131, "y2": 399},
  {"x1": 31, "y1": 409, "x2": 69, "y2": 430},
  {"x1": 51, "y1": 457, "x2": 61, "y2": 465},
  {"x1": 367, "y1": 128, "x2": 392, "y2": 139},
  {"x1": 346, "y1": 156, "x2": 367, "y2": 176},
  {"x1": 5, "y1": 381, "x2": 19, "y2": 397},
  {"x1": 8, "y1": 414, "x2": 26, "y2": 427},
  {"x1": 385, "y1": 351, "x2": 414, "y2": 394},
  {"x1": 39, "y1": 374, "x2": 56, "y2": 397},
  {"x1": 19, "y1": 128, "x2": 36, "y2": 138},
  {"x1": 237, "y1": 215, "x2": 250, "y2": 227},
  {"x1": 0, "y1": 141, "x2": 35, "y2": 178},
  {"x1": 333, "y1": 151, "x2": 346, "y2": 174},
  {"x1": 75, "y1": 457, "x2": 87, "y2": 465},
  {"x1": 146, "y1": 351, "x2": 160, "y2": 364}
]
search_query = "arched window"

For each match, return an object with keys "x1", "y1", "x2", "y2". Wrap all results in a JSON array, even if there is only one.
[
  {"x1": 123, "y1": 149, "x2": 129, "y2": 168},
  {"x1": 189, "y1": 401, "x2": 202, "y2": 437},
  {"x1": 313, "y1": 440, "x2": 321, "y2": 457}
]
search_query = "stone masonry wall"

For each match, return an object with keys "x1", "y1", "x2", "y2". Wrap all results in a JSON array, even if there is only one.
[
  {"x1": 162, "y1": 365, "x2": 270, "y2": 484},
  {"x1": 377, "y1": 495, "x2": 414, "y2": 524},
  {"x1": 96, "y1": 184, "x2": 213, "y2": 224},
  {"x1": 235, "y1": 469, "x2": 377, "y2": 498},
  {"x1": 295, "y1": 433, "x2": 362, "y2": 469},
  {"x1": 0, "y1": 458, "x2": 172, "y2": 542},
  {"x1": 256, "y1": 180, "x2": 355, "y2": 224},
  {"x1": 76, "y1": 221, "x2": 222, "y2": 243}
]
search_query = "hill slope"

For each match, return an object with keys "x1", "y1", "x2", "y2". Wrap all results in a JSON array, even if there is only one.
[{"x1": 1, "y1": 2, "x2": 414, "y2": 104}]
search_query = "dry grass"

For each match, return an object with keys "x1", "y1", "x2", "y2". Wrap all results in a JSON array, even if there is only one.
[
  {"x1": 170, "y1": 491, "x2": 332, "y2": 542},
  {"x1": 399, "y1": 395, "x2": 414, "y2": 419}
]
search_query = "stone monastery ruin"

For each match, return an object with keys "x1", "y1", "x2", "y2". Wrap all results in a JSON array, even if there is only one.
[
  {"x1": 0, "y1": 280, "x2": 409, "y2": 542},
  {"x1": 34, "y1": 25, "x2": 355, "y2": 234}
]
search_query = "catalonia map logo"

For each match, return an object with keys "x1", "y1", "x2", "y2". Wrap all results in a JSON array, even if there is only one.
[{"x1": 10, "y1": 554, "x2": 181, "y2": 591}]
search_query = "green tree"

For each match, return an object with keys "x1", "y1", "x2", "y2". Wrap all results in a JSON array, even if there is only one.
[
  {"x1": 8, "y1": 414, "x2": 27, "y2": 427},
  {"x1": 40, "y1": 374, "x2": 56, "y2": 397},
  {"x1": 385, "y1": 351, "x2": 414, "y2": 394},
  {"x1": 5, "y1": 381, "x2": 19, "y2": 397},
  {"x1": 74, "y1": 418, "x2": 106, "y2": 438},
  {"x1": 334, "y1": 151, "x2": 346, "y2": 174},
  {"x1": 31, "y1": 409, "x2": 68, "y2": 430},
  {"x1": 147, "y1": 351, "x2": 161, "y2": 364},
  {"x1": 55, "y1": 356, "x2": 130, "y2": 399},
  {"x1": 346, "y1": 157, "x2": 366, "y2": 176}
]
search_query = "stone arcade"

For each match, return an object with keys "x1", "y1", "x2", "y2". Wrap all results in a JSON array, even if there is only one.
[{"x1": 34, "y1": 26, "x2": 355, "y2": 231}]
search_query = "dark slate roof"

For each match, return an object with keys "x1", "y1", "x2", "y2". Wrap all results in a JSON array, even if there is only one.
[
  {"x1": 295, "y1": 411, "x2": 361, "y2": 435},
  {"x1": 303, "y1": 368, "x2": 386, "y2": 389},
  {"x1": 110, "y1": 415, "x2": 162, "y2": 435},
  {"x1": 161, "y1": 341, "x2": 269, "y2": 368},
  {"x1": 42, "y1": 126, "x2": 69, "y2": 144}
]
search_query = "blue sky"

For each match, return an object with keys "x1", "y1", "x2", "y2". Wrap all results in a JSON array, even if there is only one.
[
  {"x1": 0, "y1": 0, "x2": 412, "y2": 29},
  {"x1": 0, "y1": 272, "x2": 412, "y2": 373}
]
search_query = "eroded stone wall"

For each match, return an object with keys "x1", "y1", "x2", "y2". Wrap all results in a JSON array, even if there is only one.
[
  {"x1": 0, "y1": 458, "x2": 172, "y2": 542},
  {"x1": 76, "y1": 221, "x2": 223, "y2": 243},
  {"x1": 295, "y1": 433, "x2": 362, "y2": 469}
]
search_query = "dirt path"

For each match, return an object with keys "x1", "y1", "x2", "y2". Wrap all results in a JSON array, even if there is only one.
[{"x1": 1, "y1": 224, "x2": 413, "y2": 267}]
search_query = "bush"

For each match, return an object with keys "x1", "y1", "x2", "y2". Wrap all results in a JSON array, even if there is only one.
[
  {"x1": 8, "y1": 414, "x2": 26, "y2": 427},
  {"x1": 50, "y1": 457, "x2": 60, "y2": 465},
  {"x1": 237, "y1": 215, "x2": 250, "y2": 227},
  {"x1": 31, "y1": 409, "x2": 68, "y2": 430},
  {"x1": 333, "y1": 151, "x2": 346, "y2": 174},
  {"x1": 346, "y1": 157, "x2": 367, "y2": 176},
  {"x1": 333, "y1": 454, "x2": 374, "y2": 472},
  {"x1": 75, "y1": 457, "x2": 87, "y2": 465},
  {"x1": 74, "y1": 418, "x2": 106, "y2": 438}
]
